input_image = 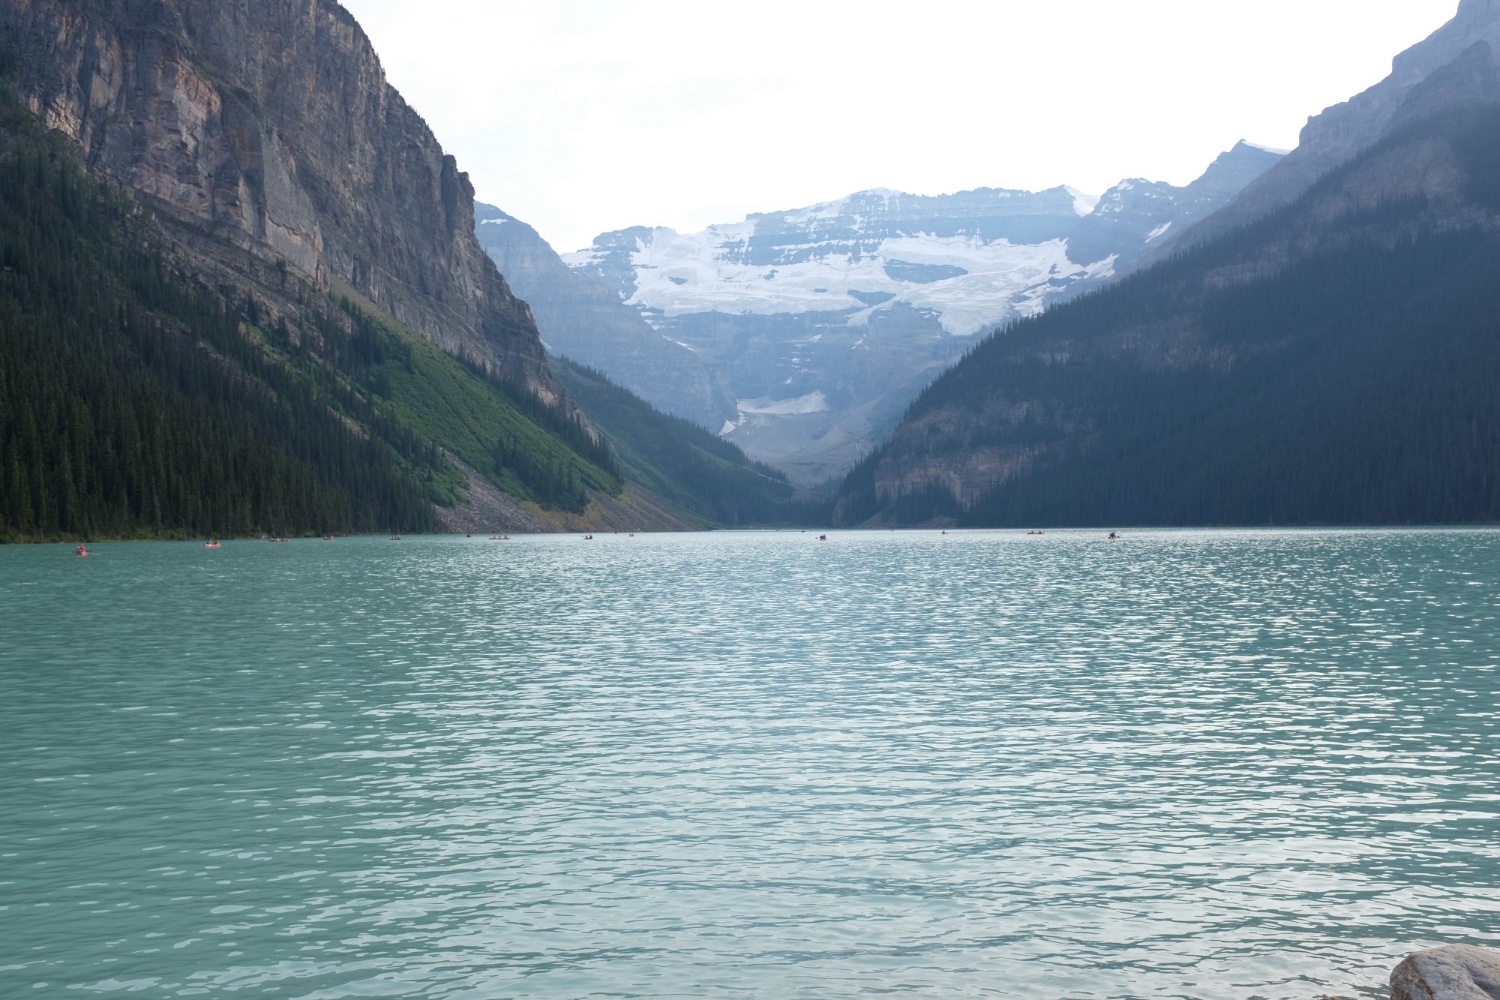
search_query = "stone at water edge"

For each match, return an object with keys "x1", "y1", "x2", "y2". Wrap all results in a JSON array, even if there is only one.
[{"x1": 1391, "y1": 945, "x2": 1500, "y2": 999}]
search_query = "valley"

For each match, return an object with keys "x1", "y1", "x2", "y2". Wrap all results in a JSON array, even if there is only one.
[
  {"x1": 3, "y1": 3, "x2": 1499, "y2": 999},
  {"x1": 509, "y1": 142, "x2": 1282, "y2": 487}
]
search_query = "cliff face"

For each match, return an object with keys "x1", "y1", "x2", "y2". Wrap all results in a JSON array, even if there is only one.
[{"x1": 0, "y1": 0, "x2": 554, "y2": 394}]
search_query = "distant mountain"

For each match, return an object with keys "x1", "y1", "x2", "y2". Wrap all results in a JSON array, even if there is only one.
[
  {"x1": 831, "y1": 19, "x2": 1500, "y2": 527},
  {"x1": 557, "y1": 144, "x2": 1280, "y2": 487},
  {"x1": 1150, "y1": 0, "x2": 1500, "y2": 262},
  {"x1": 474, "y1": 205, "x2": 734, "y2": 430}
]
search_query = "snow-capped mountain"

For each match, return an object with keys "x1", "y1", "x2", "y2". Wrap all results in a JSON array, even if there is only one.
[
  {"x1": 554, "y1": 143, "x2": 1282, "y2": 487},
  {"x1": 572, "y1": 187, "x2": 1116, "y2": 340}
]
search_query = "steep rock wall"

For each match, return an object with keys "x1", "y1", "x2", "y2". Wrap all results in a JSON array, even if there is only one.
[{"x1": 0, "y1": 0, "x2": 555, "y2": 395}]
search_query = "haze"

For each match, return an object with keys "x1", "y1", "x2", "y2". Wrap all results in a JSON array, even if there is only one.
[{"x1": 340, "y1": 0, "x2": 1459, "y2": 254}]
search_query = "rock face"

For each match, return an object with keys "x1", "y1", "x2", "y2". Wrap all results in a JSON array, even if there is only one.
[
  {"x1": 474, "y1": 204, "x2": 732, "y2": 427},
  {"x1": 558, "y1": 144, "x2": 1279, "y2": 487},
  {"x1": 0, "y1": 0, "x2": 554, "y2": 393},
  {"x1": 1391, "y1": 945, "x2": 1500, "y2": 1000},
  {"x1": 1154, "y1": 0, "x2": 1500, "y2": 261}
]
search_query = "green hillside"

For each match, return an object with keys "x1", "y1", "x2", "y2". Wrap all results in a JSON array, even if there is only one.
[
  {"x1": 552, "y1": 357, "x2": 828, "y2": 526},
  {"x1": 0, "y1": 86, "x2": 619, "y2": 541}
]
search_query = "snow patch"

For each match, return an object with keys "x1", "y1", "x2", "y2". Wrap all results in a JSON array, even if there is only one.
[
  {"x1": 1064, "y1": 186, "x2": 1101, "y2": 216},
  {"x1": 1146, "y1": 222, "x2": 1173, "y2": 242},
  {"x1": 585, "y1": 221, "x2": 1113, "y2": 337},
  {"x1": 736, "y1": 391, "x2": 830, "y2": 417},
  {"x1": 1244, "y1": 140, "x2": 1292, "y2": 155}
]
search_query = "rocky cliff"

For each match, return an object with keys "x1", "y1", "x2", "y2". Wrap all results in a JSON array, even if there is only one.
[{"x1": 0, "y1": 0, "x2": 555, "y2": 395}]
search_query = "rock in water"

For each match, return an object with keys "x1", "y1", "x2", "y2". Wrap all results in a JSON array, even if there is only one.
[{"x1": 1391, "y1": 945, "x2": 1500, "y2": 1000}]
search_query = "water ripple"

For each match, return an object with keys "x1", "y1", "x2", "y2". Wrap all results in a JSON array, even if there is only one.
[{"x1": 1, "y1": 529, "x2": 1497, "y2": 998}]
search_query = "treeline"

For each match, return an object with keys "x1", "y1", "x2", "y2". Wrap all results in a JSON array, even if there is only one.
[
  {"x1": 839, "y1": 103, "x2": 1500, "y2": 527},
  {"x1": 317, "y1": 300, "x2": 621, "y2": 514},
  {"x1": 493, "y1": 431, "x2": 588, "y2": 513}
]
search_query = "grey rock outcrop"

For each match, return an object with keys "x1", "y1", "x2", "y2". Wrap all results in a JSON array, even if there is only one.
[
  {"x1": 1391, "y1": 945, "x2": 1500, "y2": 1000},
  {"x1": 0, "y1": 0, "x2": 555, "y2": 395}
]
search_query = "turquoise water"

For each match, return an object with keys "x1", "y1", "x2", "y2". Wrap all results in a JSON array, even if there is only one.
[{"x1": 1, "y1": 529, "x2": 1498, "y2": 999}]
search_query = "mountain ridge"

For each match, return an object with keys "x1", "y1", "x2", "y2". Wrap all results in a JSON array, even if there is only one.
[
  {"x1": 545, "y1": 143, "x2": 1280, "y2": 486},
  {"x1": 829, "y1": 51, "x2": 1500, "y2": 528},
  {"x1": 1149, "y1": 0, "x2": 1500, "y2": 263}
]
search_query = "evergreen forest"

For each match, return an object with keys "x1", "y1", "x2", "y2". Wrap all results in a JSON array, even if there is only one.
[
  {"x1": 0, "y1": 85, "x2": 619, "y2": 541},
  {"x1": 838, "y1": 104, "x2": 1500, "y2": 528}
]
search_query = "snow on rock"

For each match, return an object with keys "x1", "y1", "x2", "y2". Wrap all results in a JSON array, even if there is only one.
[
  {"x1": 565, "y1": 190, "x2": 1119, "y2": 338},
  {"x1": 1065, "y1": 186, "x2": 1102, "y2": 216},
  {"x1": 559, "y1": 154, "x2": 1284, "y2": 487},
  {"x1": 737, "y1": 391, "x2": 831, "y2": 417}
]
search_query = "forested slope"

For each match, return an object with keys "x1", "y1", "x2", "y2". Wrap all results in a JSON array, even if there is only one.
[
  {"x1": 0, "y1": 87, "x2": 621, "y2": 540},
  {"x1": 835, "y1": 103, "x2": 1500, "y2": 528},
  {"x1": 552, "y1": 358, "x2": 828, "y2": 526}
]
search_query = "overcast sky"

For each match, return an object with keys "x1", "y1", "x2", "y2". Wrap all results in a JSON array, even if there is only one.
[{"x1": 339, "y1": 0, "x2": 1459, "y2": 254}]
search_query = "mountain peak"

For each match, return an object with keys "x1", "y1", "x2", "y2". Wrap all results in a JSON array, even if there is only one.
[
  {"x1": 1193, "y1": 142, "x2": 1286, "y2": 191},
  {"x1": 1235, "y1": 140, "x2": 1292, "y2": 156},
  {"x1": 1063, "y1": 186, "x2": 1102, "y2": 216},
  {"x1": 1458, "y1": 0, "x2": 1500, "y2": 21}
]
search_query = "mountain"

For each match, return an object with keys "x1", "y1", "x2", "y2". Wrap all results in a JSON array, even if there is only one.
[
  {"x1": 0, "y1": 0, "x2": 714, "y2": 536},
  {"x1": 0, "y1": 84, "x2": 647, "y2": 539},
  {"x1": 831, "y1": 21, "x2": 1500, "y2": 527},
  {"x1": 558, "y1": 144, "x2": 1281, "y2": 487},
  {"x1": 1150, "y1": 0, "x2": 1500, "y2": 262},
  {"x1": 473, "y1": 204, "x2": 733, "y2": 429},
  {"x1": 470, "y1": 205, "x2": 826, "y2": 525},
  {"x1": 0, "y1": 0, "x2": 554, "y2": 394}
]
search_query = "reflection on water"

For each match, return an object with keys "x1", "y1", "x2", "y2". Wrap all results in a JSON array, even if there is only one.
[{"x1": 1, "y1": 529, "x2": 1497, "y2": 998}]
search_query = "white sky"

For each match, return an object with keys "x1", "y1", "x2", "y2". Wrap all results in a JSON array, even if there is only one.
[{"x1": 339, "y1": 0, "x2": 1460, "y2": 254}]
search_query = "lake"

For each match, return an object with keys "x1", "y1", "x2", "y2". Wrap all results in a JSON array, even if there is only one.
[{"x1": 2, "y1": 529, "x2": 1497, "y2": 998}]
